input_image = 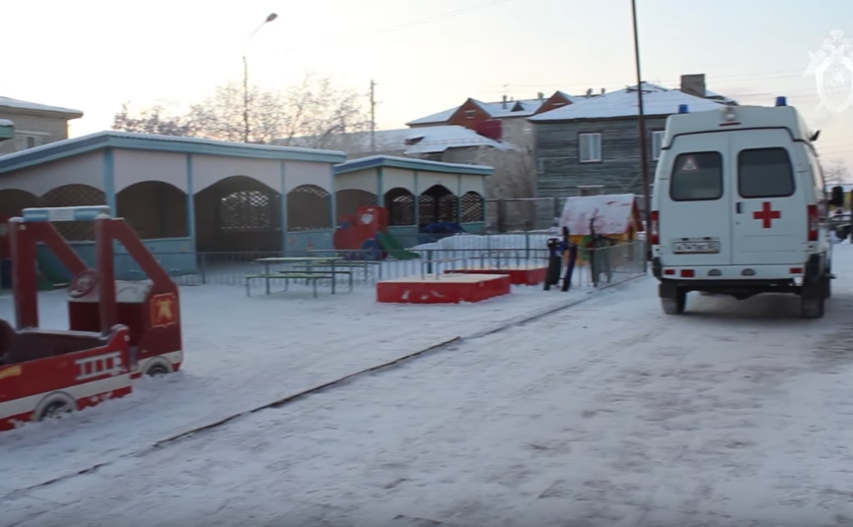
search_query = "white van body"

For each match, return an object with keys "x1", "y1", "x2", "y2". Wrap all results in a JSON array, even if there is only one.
[{"x1": 650, "y1": 100, "x2": 841, "y2": 318}]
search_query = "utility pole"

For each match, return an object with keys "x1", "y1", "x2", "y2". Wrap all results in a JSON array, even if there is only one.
[
  {"x1": 630, "y1": 0, "x2": 651, "y2": 237},
  {"x1": 369, "y1": 80, "x2": 377, "y2": 153},
  {"x1": 242, "y1": 13, "x2": 278, "y2": 143}
]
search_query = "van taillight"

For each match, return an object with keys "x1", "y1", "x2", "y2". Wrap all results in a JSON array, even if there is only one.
[
  {"x1": 650, "y1": 210, "x2": 659, "y2": 245},
  {"x1": 807, "y1": 205, "x2": 818, "y2": 241}
]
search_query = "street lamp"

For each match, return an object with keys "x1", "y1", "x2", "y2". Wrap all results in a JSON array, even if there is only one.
[
  {"x1": 242, "y1": 13, "x2": 278, "y2": 143},
  {"x1": 630, "y1": 0, "x2": 651, "y2": 238}
]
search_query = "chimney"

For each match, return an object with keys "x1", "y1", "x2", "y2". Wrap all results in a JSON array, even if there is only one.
[
  {"x1": 502, "y1": 94, "x2": 507, "y2": 109},
  {"x1": 585, "y1": 88, "x2": 593, "y2": 97},
  {"x1": 680, "y1": 74, "x2": 706, "y2": 98},
  {"x1": 537, "y1": 91, "x2": 545, "y2": 101},
  {"x1": 600, "y1": 88, "x2": 605, "y2": 95}
]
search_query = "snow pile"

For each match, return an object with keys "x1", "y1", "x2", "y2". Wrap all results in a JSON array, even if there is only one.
[{"x1": 0, "y1": 119, "x2": 13, "y2": 127}]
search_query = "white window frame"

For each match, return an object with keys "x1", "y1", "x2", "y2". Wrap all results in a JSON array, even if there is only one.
[
  {"x1": 578, "y1": 133, "x2": 602, "y2": 163},
  {"x1": 651, "y1": 130, "x2": 665, "y2": 160}
]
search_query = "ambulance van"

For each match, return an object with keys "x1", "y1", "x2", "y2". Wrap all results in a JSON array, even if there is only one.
[{"x1": 649, "y1": 97, "x2": 845, "y2": 318}]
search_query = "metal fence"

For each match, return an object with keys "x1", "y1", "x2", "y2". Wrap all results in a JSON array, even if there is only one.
[{"x1": 113, "y1": 236, "x2": 646, "y2": 291}]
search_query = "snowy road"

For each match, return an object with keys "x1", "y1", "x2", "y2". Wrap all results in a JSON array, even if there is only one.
[{"x1": 5, "y1": 251, "x2": 853, "y2": 525}]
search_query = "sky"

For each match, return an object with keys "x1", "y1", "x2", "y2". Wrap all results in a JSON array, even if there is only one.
[{"x1": 2, "y1": 0, "x2": 852, "y2": 169}]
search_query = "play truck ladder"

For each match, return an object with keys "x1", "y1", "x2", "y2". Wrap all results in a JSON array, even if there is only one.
[{"x1": 74, "y1": 351, "x2": 124, "y2": 381}]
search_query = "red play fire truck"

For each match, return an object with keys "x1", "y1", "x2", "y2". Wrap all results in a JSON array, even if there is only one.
[{"x1": 0, "y1": 206, "x2": 183, "y2": 432}]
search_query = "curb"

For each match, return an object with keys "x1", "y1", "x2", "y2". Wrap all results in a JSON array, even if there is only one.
[{"x1": 4, "y1": 274, "x2": 646, "y2": 499}]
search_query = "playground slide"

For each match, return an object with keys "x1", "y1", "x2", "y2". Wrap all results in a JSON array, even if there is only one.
[{"x1": 377, "y1": 231, "x2": 420, "y2": 260}]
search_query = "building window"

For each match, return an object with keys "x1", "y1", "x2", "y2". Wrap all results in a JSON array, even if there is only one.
[
  {"x1": 464, "y1": 110, "x2": 476, "y2": 119},
  {"x1": 651, "y1": 130, "x2": 665, "y2": 160},
  {"x1": 578, "y1": 133, "x2": 602, "y2": 163}
]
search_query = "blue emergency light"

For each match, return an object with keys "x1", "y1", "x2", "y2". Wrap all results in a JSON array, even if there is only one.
[
  {"x1": 678, "y1": 104, "x2": 689, "y2": 114},
  {"x1": 775, "y1": 96, "x2": 787, "y2": 107}
]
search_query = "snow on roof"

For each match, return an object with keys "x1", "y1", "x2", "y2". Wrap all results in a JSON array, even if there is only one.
[
  {"x1": 280, "y1": 125, "x2": 512, "y2": 155},
  {"x1": 530, "y1": 83, "x2": 731, "y2": 122},
  {"x1": 558, "y1": 194, "x2": 639, "y2": 236},
  {"x1": 0, "y1": 119, "x2": 12, "y2": 127},
  {"x1": 0, "y1": 130, "x2": 345, "y2": 174},
  {"x1": 405, "y1": 92, "x2": 584, "y2": 126},
  {"x1": 0, "y1": 96, "x2": 83, "y2": 117},
  {"x1": 406, "y1": 107, "x2": 462, "y2": 126},
  {"x1": 334, "y1": 154, "x2": 493, "y2": 176},
  {"x1": 403, "y1": 125, "x2": 512, "y2": 154}
]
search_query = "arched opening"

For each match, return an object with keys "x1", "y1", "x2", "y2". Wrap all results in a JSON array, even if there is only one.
[
  {"x1": 335, "y1": 189, "x2": 377, "y2": 221},
  {"x1": 419, "y1": 184, "x2": 457, "y2": 226},
  {"x1": 383, "y1": 188, "x2": 415, "y2": 226},
  {"x1": 0, "y1": 189, "x2": 38, "y2": 218},
  {"x1": 194, "y1": 176, "x2": 282, "y2": 252},
  {"x1": 460, "y1": 191, "x2": 485, "y2": 223},
  {"x1": 117, "y1": 181, "x2": 188, "y2": 239},
  {"x1": 38, "y1": 184, "x2": 106, "y2": 241},
  {"x1": 288, "y1": 184, "x2": 331, "y2": 231}
]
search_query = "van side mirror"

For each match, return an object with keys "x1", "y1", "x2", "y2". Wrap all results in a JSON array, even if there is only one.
[{"x1": 830, "y1": 186, "x2": 845, "y2": 208}]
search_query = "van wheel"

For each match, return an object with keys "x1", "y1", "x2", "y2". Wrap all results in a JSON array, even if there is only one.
[
  {"x1": 801, "y1": 280, "x2": 825, "y2": 319},
  {"x1": 661, "y1": 288, "x2": 687, "y2": 315}
]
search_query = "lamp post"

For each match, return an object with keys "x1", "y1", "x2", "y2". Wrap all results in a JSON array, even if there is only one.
[
  {"x1": 630, "y1": 0, "x2": 651, "y2": 237},
  {"x1": 242, "y1": 13, "x2": 278, "y2": 143}
]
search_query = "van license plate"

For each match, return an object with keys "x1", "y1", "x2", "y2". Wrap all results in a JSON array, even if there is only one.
[{"x1": 673, "y1": 241, "x2": 720, "y2": 254}]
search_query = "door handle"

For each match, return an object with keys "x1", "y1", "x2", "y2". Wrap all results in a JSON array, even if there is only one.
[{"x1": 735, "y1": 202, "x2": 742, "y2": 214}]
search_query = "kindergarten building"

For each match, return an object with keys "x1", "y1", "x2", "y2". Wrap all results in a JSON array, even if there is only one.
[{"x1": 0, "y1": 132, "x2": 491, "y2": 277}]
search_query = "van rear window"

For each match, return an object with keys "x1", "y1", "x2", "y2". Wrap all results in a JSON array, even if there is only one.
[
  {"x1": 669, "y1": 152, "x2": 723, "y2": 201},
  {"x1": 738, "y1": 148, "x2": 794, "y2": 198}
]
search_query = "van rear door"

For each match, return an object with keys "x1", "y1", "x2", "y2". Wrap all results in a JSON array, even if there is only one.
[
  {"x1": 730, "y1": 129, "x2": 806, "y2": 265},
  {"x1": 659, "y1": 133, "x2": 731, "y2": 266}
]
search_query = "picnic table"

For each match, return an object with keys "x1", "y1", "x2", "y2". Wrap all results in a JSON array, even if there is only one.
[
  {"x1": 248, "y1": 256, "x2": 347, "y2": 296},
  {"x1": 306, "y1": 249, "x2": 384, "y2": 280}
]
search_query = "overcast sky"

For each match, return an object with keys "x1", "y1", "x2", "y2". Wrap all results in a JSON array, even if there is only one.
[{"x1": 3, "y1": 0, "x2": 851, "y2": 168}]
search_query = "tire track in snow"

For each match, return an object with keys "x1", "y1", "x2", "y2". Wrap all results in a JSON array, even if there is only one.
[{"x1": 0, "y1": 275, "x2": 647, "y2": 504}]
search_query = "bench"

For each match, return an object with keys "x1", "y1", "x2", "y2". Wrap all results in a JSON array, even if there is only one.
[{"x1": 244, "y1": 273, "x2": 336, "y2": 298}]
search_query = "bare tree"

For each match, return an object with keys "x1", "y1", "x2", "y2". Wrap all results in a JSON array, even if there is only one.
[
  {"x1": 824, "y1": 161, "x2": 851, "y2": 186},
  {"x1": 113, "y1": 72, "x2": 370, "y2": 145},
  {"x1": 112, "y1": 103, "x2": 195, "y2": 136}
]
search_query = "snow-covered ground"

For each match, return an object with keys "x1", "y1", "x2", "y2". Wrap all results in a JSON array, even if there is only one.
[
  {"x1": 0, "y1": 278, "x2": 609, "y2": 497},
  {"x1": 3, "y1": 248, "x2": 853, "y2": 525}
]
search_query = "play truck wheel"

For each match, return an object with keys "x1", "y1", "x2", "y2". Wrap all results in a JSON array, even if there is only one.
[
  {"x1": 34, "y1": 393, "x2": 76, "y2": 422},
  {"x1": 144, "y1": 360, "x2": 172, "y2": 377}
]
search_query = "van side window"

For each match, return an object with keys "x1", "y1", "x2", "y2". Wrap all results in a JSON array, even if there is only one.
[
  {"x1": 670, "y1": 152, "x2": 723, "y2": 201},
  {"x1": 738, "y1": 148, "x2": 795, "y2": 199}
]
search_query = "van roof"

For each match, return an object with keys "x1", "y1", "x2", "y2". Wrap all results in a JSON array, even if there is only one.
[{"x1": 662, "y1": 105, "x2": 816, "y2": 148}]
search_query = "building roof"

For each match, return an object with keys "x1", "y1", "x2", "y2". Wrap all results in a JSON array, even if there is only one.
[
  {"x1": 529, "y1": 83, "x2": 732, "y2": 122},
  {"x1": 334, "y1": 155, "x2": 493, "y2": 177},
  {"x1": 0, "y1": 130, "x2": 346, "y2": 175},
  {"x1": 558, "y1": 194, "x2": 640, "y2": 235},
  {"x1": 280, "y1": 125, "x2": 512, "y2": 156},
  {"x1": 405, "y1": 92, "x2": 583, "y2": 126},
  {"x1": 0, "y1": 96, "x2": 84, "y2": 118}
]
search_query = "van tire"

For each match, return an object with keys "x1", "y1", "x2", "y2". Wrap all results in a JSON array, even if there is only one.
[
  {"x1": 800, "y1": 280, "x2": 825, "y2": 319},
  {"x1": 661, "y1": 288, "x2": 687, "y2": 315},
  {"x1": 823, "y1": 275, "x2": 832, "y2": 299}
]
